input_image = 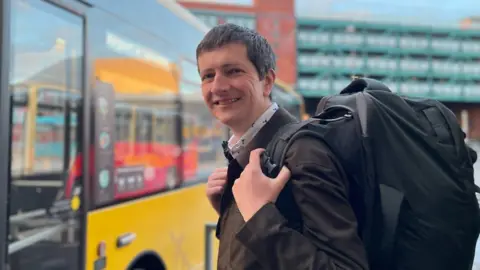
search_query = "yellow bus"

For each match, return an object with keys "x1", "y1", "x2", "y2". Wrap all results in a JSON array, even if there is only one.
[{"x1": 0, "y1": 0, "x2": 307, "y2": 269}]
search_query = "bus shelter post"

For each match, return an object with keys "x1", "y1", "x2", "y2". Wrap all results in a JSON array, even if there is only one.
[
  {"x1": 205, "y1": 222, "x2": 217, "y2": 270},
  {"x1": 0, "y1": 0, "x2": 11, "y2": 269}
]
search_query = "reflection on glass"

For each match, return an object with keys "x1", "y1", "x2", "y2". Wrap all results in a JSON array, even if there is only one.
[
  {"x1": 91, "y1": 20, "x2": 182, "y2": 203},
  {"x1": 180, "y1": 57, "x2": 226, "y2": 182},
  {"x1": 178, "y1": 73, "x2": 214, "y2": 182},
  {"x1": 8, "y1": 0, "x2": 83, "y2": 269},
  {"x1": 271, "y1": 84, "x2": 301, "y2": 120},
  {"x1": 85, "y1": 4, "x2": 229, "y2": 207}
]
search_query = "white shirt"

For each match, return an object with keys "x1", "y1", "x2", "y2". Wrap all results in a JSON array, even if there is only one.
[{"x1": 228, "y1": 103, "x2": 279, "y2": 159}]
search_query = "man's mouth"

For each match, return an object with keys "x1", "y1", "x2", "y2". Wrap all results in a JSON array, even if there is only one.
[{"x1": 214, "y1": 98, "x2": 241, "y2": 106}]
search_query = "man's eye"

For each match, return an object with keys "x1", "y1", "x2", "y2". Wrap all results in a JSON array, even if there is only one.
[
  {"x1": 227, "y1": 69, "x2": 242, "y2": 75},
  {"x1": 202, "y1": 74, "x2": 214, "y2": 81}
]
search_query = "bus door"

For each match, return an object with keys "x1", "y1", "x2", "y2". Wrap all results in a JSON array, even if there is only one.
[{"x1": 1, "y1": 0, "x2": 87, "y2": 269}]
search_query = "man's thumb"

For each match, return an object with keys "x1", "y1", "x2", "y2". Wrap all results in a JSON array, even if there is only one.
[{"x1": 273, "y1": 166, "x2": 291, "y2": 189}]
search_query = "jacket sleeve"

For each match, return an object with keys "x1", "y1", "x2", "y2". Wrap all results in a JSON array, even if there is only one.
[{"x1": 235, "y1": 136, "x2": 369, "y2": 270}]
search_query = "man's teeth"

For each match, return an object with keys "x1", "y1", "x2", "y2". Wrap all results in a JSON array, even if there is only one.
[{"x1": 216, "y1": 98, "x2": 239, "y2": 105}]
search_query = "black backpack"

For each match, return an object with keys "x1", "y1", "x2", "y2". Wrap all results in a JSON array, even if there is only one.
[{"x1": 260, "y1": 77, "x2": 480, "y2": 270}]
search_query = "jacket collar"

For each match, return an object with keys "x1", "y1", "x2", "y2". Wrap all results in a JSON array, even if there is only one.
[{"x1": 233, "y1": 108, "x2": 297, "y2": 168}]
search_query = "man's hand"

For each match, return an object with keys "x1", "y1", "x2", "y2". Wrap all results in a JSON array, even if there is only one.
[
  {"x1": 232, "y1": 148, "x2": 291, "y2": 222},
  {"x1": 206, "y1": 167, "x2": 228, "y2": 215}
]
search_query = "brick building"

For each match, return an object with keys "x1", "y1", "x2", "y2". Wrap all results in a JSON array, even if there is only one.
[
  {"x1": 180, "y1": 0, "x2": 480, "y2": 139},
  {"x1": 179, "y1": 0, "x2": 297, "y2": 87}
]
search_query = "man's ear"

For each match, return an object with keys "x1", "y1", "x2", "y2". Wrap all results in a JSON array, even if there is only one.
[{"x1": 263, "y1": 69, "x2": 276, "y2": 97}]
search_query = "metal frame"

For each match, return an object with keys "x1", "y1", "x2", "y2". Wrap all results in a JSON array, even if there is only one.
[
  {"x1": 0, "y1": 0, "x2": 12, "y2": 269},
  {"x1": 80, "y1": 14, "x2": 91, "y2": 270},
  {"x1": 43, "y1": 2, "x2": 91, "y2": 269},
  {"x1": 204, "y1": 223, "x2": 217, "y2": 270},
  {"x1": 42, "y1": 0, "x2": 91, "y2": 268},
  {"x1": 1, "y1": 0, "x2": 89, "y2": 269},
  {"x1": 45, "y1": 2, "x2": 91, "y2": 269},
  {"x1": 45, "y1": 1, "x2": 94, "y2": 268}
]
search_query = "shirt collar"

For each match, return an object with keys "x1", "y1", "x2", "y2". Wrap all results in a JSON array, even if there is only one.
[{"x1": 228, "y1": 102, "x2": 279, "y2": 159}]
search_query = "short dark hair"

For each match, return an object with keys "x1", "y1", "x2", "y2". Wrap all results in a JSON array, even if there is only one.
[{"x1": 196, "y1": 23, "x2": 276, "y2": 80}]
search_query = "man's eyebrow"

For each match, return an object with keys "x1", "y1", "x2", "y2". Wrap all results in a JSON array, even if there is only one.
[
  {"x1": 222, "y1": 63, "x2": 242, "y2": 68},
  {"x1": 200, "y1": 63, "x2": 243, "y2": 74},
  {"x1": 199, "y1": 68, "x2": 213, "y2": 74}
]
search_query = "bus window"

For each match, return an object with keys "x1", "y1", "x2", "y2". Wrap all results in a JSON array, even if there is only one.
[
  {"x1": 11, "y1": 86, "x2": 29, "y2": 176},
  {"x1": 135, "y1": 109, "x2": 153, "y2": 143},
  {"x1": 7, "y1": 0, "x2": 84, "y2": 269},
  {"x1": 182, "y1": 115, "x2": 195, "y2": 144},
  {"x1": 154, "y1": 110, "x2": 176, "y2": 145},
  {"x1": 272, "y1": 84, "x2": 301, "y2": 120},
  {"x1": 35, "y1": 102, "x2": 66, "y2": 173},
  {"x1": 91, "y1": 21, "x2": 182, "y2": 205},
  {"x1": 181, "y1": 97, "x2": 224, "y2": 181},
  {"x1": 34, "y1": 87, "x2": 79, "y2": 174},
  {"x1": 11, "y1": 85, "x2": 28, "y2": 104},
  {"x1": 70, "y1": 111, "x2": 78, "y2": 157},
  {"x1": 115, "y1": 106, "x2": 132, "y2": 156}
]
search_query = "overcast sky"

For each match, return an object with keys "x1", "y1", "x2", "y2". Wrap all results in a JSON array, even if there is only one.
[{"x1": 296, "y1": 0, "x2": 480, "y2": 25}]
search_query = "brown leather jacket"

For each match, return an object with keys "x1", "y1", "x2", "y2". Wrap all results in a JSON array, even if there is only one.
[{"x1": 215, "y1": 108, "x2": 369, "y2": 270}]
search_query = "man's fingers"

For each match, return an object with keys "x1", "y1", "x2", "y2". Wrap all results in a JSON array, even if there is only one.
[
  {"x1": 207, "y1": 179, "x2": 227, "y2": 188},
  {"x1": 248, "y1": 148, "x2": 265, "y2": 169},
  {"x1": 209, "y1": 171, "x2": 227, "y2": 181},
  {"x1": 206, "y1": 185, "x2": 224, "y2": 196},
  {"x1": 273, "y1": 166, "x2": 291, "y2": 190}
]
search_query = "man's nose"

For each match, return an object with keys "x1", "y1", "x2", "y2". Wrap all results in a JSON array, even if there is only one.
[{"x1": 211, "y1": 74, "x2": 229, "y2": 93}]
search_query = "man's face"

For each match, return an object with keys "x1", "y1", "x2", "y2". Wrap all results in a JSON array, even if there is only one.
[{"x1": 197, "y1": 43, "x2": 274, "y2": 134}]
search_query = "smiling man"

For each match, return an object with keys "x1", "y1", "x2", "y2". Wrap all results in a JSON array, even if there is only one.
[{"x1": 197, "y1": 23, "x2": 368, "y2": 270}]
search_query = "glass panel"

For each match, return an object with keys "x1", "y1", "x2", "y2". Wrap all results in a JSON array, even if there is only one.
[
  {"x1": 180, "y1": 58, "x2": 226, "y2": 182},
  {"x1": 7, "y1": 0, "x2": 83, "y2": 269},
  {"x1": 89, "y1": 10, "x2": 182, "y2": 206},
  {"x1": 271, "y1": 84, "x2": 301, "y2": 120}
]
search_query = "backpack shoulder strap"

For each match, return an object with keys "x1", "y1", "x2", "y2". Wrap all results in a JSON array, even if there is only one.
[
  {"x1": 262, "y1": 119, "x2": 319, "y2": 177},
  {"x1": 262, "y1": 105, "x2": 356, "y2": 177}
]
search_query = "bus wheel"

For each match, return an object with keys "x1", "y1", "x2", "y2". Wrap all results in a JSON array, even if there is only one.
[{"x1": 129, "y1": 253, "x2": 165, "y2": 270}]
